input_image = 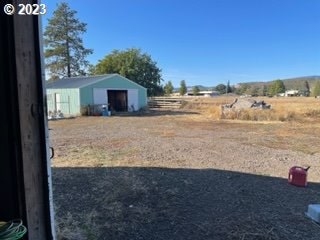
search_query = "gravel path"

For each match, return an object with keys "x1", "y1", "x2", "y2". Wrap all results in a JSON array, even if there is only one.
[{"x1": 50, "y1": 111, "x2": 320, "y2": 239}]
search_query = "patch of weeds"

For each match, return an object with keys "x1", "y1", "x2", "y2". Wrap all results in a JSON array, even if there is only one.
[
  {"x1": 180, "y1": 100, "x2": 188, "y2": 108},
  {"x1": 285, "y1": 111, "x2": 297, "y2": 121},
  {"x1": 55, "y1": 212, "x2": 85, "y2": 240},
  {"x1": 304, "y1": 109, "x2": 320, "y2": 118},
  {"x1": 109, "y1": 147, "x2": 138, "y2": 162},
  {"x1": 55, "y1": 211, "x2": 100, "y2": 240}
]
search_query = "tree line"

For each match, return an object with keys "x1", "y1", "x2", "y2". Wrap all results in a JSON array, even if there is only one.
[
  {"x1": 162, "y1": 79, "x2": 320, "y2": 97},
  {"x1": 234, "y1": 80, "x2": 320, "y2": 97},
  {"x1": 44, "y1": 2, "x2": 320, "y2": 97}
]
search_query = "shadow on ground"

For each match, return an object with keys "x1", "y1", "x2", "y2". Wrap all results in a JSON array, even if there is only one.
[
  {"x1": 111, "y1": 109, "x2": 200, "y2": 117},
  {"x1": 52, "y1": 167, "x2": 320, "y2": 240}
]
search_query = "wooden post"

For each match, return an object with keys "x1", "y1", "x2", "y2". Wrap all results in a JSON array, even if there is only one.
[{"x1": 10, "y1": 0, "x2": 54, "y2": 240}]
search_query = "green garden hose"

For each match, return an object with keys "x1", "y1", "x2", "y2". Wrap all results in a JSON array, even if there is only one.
[{"x1": 0, "y1": 220, "x2": 27, "y2": 240}]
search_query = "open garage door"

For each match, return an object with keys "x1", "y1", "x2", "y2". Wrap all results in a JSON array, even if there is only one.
[{"x1": 107, "y1": 90, "x2": 128, "y2": 112}]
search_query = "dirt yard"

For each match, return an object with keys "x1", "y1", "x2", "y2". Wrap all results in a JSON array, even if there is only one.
[{"x1": 50, "y1": 107, "x2": 320, "y2": 239}]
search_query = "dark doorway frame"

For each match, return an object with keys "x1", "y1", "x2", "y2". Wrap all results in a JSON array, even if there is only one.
[{"x1": 0, "y1": 1, "x2": 54, "y2": 239}]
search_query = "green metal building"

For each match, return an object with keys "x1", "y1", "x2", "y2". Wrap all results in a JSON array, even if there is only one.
[{"x1": 46, "y1": 74, "x2": 147, "y2": 115}]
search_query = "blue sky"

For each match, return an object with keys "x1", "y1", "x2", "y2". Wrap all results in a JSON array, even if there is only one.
[{"x1": 42, "y1": 0, "x2": 320, "y2": 87}]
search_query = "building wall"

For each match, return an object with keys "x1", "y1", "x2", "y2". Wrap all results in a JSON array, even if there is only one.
[
  {"x1": 79, "y1": 75, "x2": 147, "y2": 110},
  {"x1": 46, "y1": 88, "x2": 80, "y2": 115}
]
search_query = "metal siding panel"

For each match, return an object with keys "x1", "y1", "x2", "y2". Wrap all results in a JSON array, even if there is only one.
[
  {"x1": 93, "y1": 88, "x2": 108, "y2": 104},
  {"x1": 75, "y1": 89, "x2": 80, "y2": 114},
  {"x1": 46, "y1": 89, "x2": 80, "y2": 115},
  {"x1": 46, "y1": 89, "x2": 55, "y2": 112},
  {"x1": 79, "y1": 87, "x2": 93, "y2": 106},
  {"x1": 127, "y1": 89, "x2": 138, "y2": 111},
  {"x1": 138, "y1": 88, "x2": 147, "y2": 109}
]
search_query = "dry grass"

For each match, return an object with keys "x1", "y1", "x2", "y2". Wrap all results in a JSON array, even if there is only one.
[
  {"x1": 184, "y1": 96, "x2": 320, "y2": 122},
  {"x1": 179, "y1": 96, "x2": 320, "y2": 155}
]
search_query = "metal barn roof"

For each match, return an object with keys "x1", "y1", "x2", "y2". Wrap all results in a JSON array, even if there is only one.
[{"x1": 45, "y1": 74, "x2": 116, "y2": 89}]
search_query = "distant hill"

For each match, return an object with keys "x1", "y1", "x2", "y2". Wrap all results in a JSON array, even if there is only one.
[
  {"x1": 282, "y1": 76, "x2": 320, "y2": 89},
  {"x1": 188, "y1": 85, "x2": 214, "y2": 91},
  {"x1": 174, "y1": 85, "x2": 214, "y2": 92},
  {"x1": 237, "y1": 76, "x2": 320, "y2": 90}
]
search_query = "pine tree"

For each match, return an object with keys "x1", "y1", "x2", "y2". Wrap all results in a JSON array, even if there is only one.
[
  {"x1": 304, "y1": 81, "x2": 310, "y2": 96},
  {"x1": 164, "y1": 81, "x2": 174, "y2": 95},
  {"x1": 311, "y1": 81, "x2": 320, "y2": 97},
  {"x1": 192, "y1": 86, "x2": 200, "y2": 96},
  {"x1": 44, "y1": 2, "x2": 93, "y2": 79},
  {"x1": 226, "y1": 80, "x2": 232, "y2": 93},
  {"x1": 179, "y1": 80, "x2": 187, "y2": 96},
  {"x1": 262, "y1": 85, "x2": 268, "y2": 96}
]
